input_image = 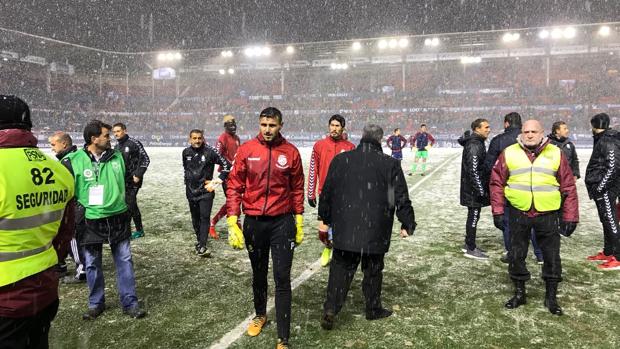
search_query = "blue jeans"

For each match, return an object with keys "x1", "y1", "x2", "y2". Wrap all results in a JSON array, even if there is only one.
[
  {"x1": 83, "y1": 239, "x2": 139, "y2": 310},
  {"x1": 503, "y1": 208, "x2": 543, "y2": 259}
]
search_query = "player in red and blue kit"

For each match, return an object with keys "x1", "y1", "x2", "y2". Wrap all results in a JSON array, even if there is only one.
[
  {"x1": 386, "y1": 128, "x2": 407, "y2": 160},
  {"x1": 409, "y1": 123, "x2": 436, "y2": 175}
]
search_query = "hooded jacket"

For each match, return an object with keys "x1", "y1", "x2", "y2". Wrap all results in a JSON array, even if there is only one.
[
  {"x1": 585, "y1": 129, "x2": 620, "y2": 199},
  {"x1": 458, "y1": 132, "x2": 490, "y2": 208},
  {"x1": 548, "y1": 134, "x2": 580, "y2": 179},
  {"x1": 318, "y1": 138, "x2": 416, "y2": 254}
]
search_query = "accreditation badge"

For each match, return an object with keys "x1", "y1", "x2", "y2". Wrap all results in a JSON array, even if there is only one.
[{"x1": 88, "y1": 185, "x2": 105, "y2": 206}]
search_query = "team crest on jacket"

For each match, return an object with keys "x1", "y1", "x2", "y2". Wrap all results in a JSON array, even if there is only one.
[
  {"x1": 83, "y1": 169, "x2": 93, "y2": 178},
  {"x1": 276, "y1": 154, "x2": 288, "y2": 169}
]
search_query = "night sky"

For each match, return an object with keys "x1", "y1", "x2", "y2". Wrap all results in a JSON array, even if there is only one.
[{"x1": 1, "y1": 0, "x2": 618, "y2": 51}]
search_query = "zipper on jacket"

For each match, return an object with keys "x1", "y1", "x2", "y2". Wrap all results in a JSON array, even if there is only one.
[{"x1": 262, "y1": 146, "x2": 272, "y2": 215}]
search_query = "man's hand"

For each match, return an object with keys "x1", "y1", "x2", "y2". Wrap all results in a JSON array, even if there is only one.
[
  {"x1": 227, "y1": 215, "x2": 244, "y2": 249},
  {"x1": 133, "y1": 176, "x2": 140, "y2": 184},
  {"x1": 559, "y1": 221, "x2": 577, "y2": 237},
  {"x1": 424, "y1": 145, "x2": 432, "y2": 151},
  {"x1": 399, "y1": 228, "x2": 409, "y2": 238},
  {"x1": 205, "y1": 178, "x2": 223, "y2": 192},
  {"x1": 493, "y1": 215, "x2": 504, "y2": 231},
  {"x1": 308, "y1": 197, "x2": 317, "y2": 208},
  {"x1": 295, "y1": 214, "x2": 304, "y2": 245},
  {"x1": 318, "y1": 230, "x2": 332, "y2": 247}
]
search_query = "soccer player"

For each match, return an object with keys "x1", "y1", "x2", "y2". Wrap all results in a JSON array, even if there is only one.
[
  {"x1": 386, "y1": 128, "x2": 407, "y2": 160},
  {"x1": 210, "y1": 114, "x2": 241, "y2": 239},
  {"x1": 409, "y1": 123, "x2": 435, "y2": 176},
  {"x1": 308, "y1": 114, "x2": 355, "y2": 267},
  {"x1": 182, "y1": 129, "x2": 231, "y2": 257},
  {"x1": 226, "y1": 107, "x2": 304, "y2": 349},
  {"x1": 112, "y1": 123, "x2": 150, "y2": 239}
]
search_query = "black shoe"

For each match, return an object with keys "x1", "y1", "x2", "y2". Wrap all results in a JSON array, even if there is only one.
[
  {"x1": 366, "y1": 308, "x2": 392, "y2": 320},
  {"x1": 82, "y1": 305, "x2": 105, "y2": 320},
  {"x1": 505, "y1": 281, "x2": 527, "y2": 309},
  {"x1": 196, "y1": 246, "x2": 211, "y2": 257},
  {"x1": 320, "y1": 311, "x2": 335, "y2": 330},
  {"x1": 544, "y1": 282, "x2": 563, "y2": 316},
  {"x1": 500, "y1": 252, "x2": 511, "y2": 264},
  {"x1": 123, "y1": 305, "x2": 147, "y2": 319},
  {"x1": 62, "y1": 275, "x2": 86, "y2": 284}
]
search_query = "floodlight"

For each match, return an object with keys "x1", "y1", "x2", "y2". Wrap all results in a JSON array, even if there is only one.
[
  {"x1": 227, "y1": 68, "x2": 235, "y2": 74},
  {"x1": 551, "y1": 28, "x2": 563, "y2": 39},
  {"x1": 352, "y1": 41, "x2": 362, "y2": 51},
  {"x1": 286, "y1": 46, "x2": 295, "y2": 54},
  {"x1": 221, "y1": 50, "x2": 233, "y2": 57},
  {"x1": 218, "y1": 69, "x2": 226, "y2": 75},
  {"x1": 539, "y1": 29, "x2": 550, "y2": 39},
  {"x1": 261, "y1": 47, "x2": 271, "y2": 56},
  {"x1": 599, "y1": 25, "x2": 611, "y2": 37},
  {"x1": 378, "y1": 39, "x2": 388, "y2": 49},
  {"x1": 388, "y1": 39, "x2": 398, "y2": 48},
  {"x1": 398, "y1": 38, "x2": 409, "y2": 48},
  {"x1": 563, "y1": 27, "x2": 576, "y2": 39}
]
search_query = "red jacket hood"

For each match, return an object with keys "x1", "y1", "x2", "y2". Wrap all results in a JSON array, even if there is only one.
[{"x1": 0, "y1": 129, "x2": 38, "y2": 148}]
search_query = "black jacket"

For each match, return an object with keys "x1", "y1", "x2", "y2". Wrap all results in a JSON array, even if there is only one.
[
  {"x1": 484, "y1": 126, "x2": 520, "y2": 173},
  {"x1": 318, "y1": 138, "x2": 416, "y2": 254},
  {"x1": 548, "y1": 134, "x2": 580, "y2": 178},
  {"x1": 585, "y1": 129, "x2": 620, "y2": 199},
  {"x1": 114, "y1": 134, "x2": 150, "y2": 188},
  {"x1": 182, "y1": 144, "x2": 231, "y2": 201},
  {"x1": 55, "y1": 145, "x2": 77, "y2": 161},
  {"x1": 458, "y1": 132, "x2": 490, "y2": 208}
]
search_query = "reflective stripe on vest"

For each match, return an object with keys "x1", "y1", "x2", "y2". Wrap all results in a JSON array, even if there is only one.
[
  {"x1": 504, "y1": 143, "x2": 562, "y2": 212},
  {"x1": 0, "y1": 147, "x2": 75, "y2": 286}
]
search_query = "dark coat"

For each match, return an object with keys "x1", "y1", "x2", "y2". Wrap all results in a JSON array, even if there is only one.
[
  {"x1": 114, "y1": 134, "x2": 150, "y2": 188},
  {"x1": 182, "y1": 144, "x2": 231, "y2": 202},
  {"x1": 318, "y1": 138, "x2": 416, "y2": 254},
  {"x1": 548, "y1": 134, "x2": 580, "y2": 178},
  {"x1": 484, "y1": 126, "x2": 520, "y2": 173},
  {"x1": 585, "y1": 129, "x2": 620, "y2": 199},
  {"x1": 458, "y1": 132, "x2": 490, "y2": 208}
]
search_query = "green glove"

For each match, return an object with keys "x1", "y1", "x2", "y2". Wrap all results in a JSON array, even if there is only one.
[
  {"x1": 295, "y1": 214, "x2": 304, "y2": 245},
  {"x1": 227, "y1": 215, "x2": 244, "y2": 250}
]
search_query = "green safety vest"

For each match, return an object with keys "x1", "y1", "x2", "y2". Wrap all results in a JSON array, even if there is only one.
[
  {"x1": 504, "y1": 143, "x2": 562, "y2": 212},
  {"x1": 65, "y1": 149, "x2": 127, "y2": 220},
  {"x1": 0, "y1": 147, "x2": 74, "y2": 286}
]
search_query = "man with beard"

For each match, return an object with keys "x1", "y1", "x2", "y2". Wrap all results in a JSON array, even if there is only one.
[
  {"x1": 458, "y1": 119, "x2": 491, "y2": 260},
  {"x1": 112, "y1": 123, "x2": 150, "y2": 240},
  {"x1": 182, "y1": 129, "x2": 231, "y2": 257},
  {"x1": 209, "y1": 115, "x2": 241, "y2": 239},
  {"x1": 490, "y1": 119, "x2": 578, "y2": 315},
  {"x1": 584, "y1": 113, "x2": 620, "y2": 270},
  {"x1": 307, "y1": 114, "x2": 355, "y2": 267}
]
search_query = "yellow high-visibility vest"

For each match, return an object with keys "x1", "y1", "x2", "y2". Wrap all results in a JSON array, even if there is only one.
[
  {"x1": 0, "y1": 147, "x2": 74, "y2": 286},
  {"x1": 504, "y1": 142, "x2": 562, "y2": 212}
]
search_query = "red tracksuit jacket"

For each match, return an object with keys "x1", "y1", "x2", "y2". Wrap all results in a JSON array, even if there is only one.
[
  {"x1": 226, "y1": 133, "x2": 304, "y2": 217},
  {"x1": 307, "y1": 135, "x2": 355, "y2": 200}
]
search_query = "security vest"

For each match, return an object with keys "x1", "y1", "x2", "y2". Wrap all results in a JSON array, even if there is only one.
[
  {"x1": 504, "y1": 142, "x2": 562, "y2": 212},
  {"x1": 65, "y1": 149, "x2": 127, "y2": 220},
  {"x1": 0, "y1": 147, "x2": 74, "y2": 286}
]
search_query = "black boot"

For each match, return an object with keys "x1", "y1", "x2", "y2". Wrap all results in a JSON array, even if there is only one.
[
  {"x1": 505, "y1": 280, "x2": 527, "y2": 309},
  {"x1": 544, "y1": 281, "x2": 563, "y2": 316}
]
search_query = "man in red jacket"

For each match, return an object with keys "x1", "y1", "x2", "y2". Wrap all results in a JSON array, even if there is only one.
[
  {"x1": 307, "y1": 114, "x2": 355, "y2": 267},
  {"x1": 490, "y1": 119, "x2": 578, "y2": 316},
  {"x1": 210, "y1": 114, "x2": 241, "y2": 239},
  {"x1": 225, "y1": 107, "x2": 304, "y2": 349}
]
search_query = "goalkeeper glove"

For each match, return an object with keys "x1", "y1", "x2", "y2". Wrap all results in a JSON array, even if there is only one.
[
  {"x1": 227, "y1": 215, "x2": 244, "y2": 249},
  {"x1": 295, "y1": 214, "x2": 304, "y2": 245}
]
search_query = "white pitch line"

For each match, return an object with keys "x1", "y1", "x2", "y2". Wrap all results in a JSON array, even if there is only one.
[
  {"x1": 409, "y1": 153, "x2": 460, "y2": 193},
  {"x1": 209, "y1": 153, "x2": 458, "y2": 349}
]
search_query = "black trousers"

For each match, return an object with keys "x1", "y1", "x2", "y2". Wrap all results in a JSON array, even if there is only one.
[
  {"x1": 125, "y1": 187, "x2": 143, "y2": 232},
  {"x1": 323, "y1": 249, "x2": 385, "y2": 316},
  {"x1": 508, "y1": 207, "x2": 562, "y2": 282},
  {"x1": 0, "y1": 299, "x2": 59, "y2": 349},
  {"x1": 188, "y1": 197, "x2": 214, "y2": 247},
  {"x1": 465, "y1": 207, "x2": 481, "y2": 250},
  {"x1": 243, "y1": 214, "x2": 296, "y2": 340},
  {"x1": 593, "y1": 191, "x2": 620, "y2": 258}
]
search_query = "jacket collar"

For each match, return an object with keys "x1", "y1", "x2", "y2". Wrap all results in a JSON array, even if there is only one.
[
  {"x1": 56, "y1": 145, "x2": 77, "y2": 160},
  {"x1": 117, "y1": 134, "x2": 129, "y2": 143},
  {"x1": 516, "y1": 136, "x2": 550, "y2": 155},
  {"x1": 256, "y1": 133, "x2": 284, "y2": 146},
  {"x1": 0, "y1": 129, "x2": 38, "y2": 148},
  {"x1": 547, "y1": 133, "x2": 567, "y2": 143},
  {"x1": 358, "y1": 138, "x2": 382, "y2": 152},
  {"x1": 82, "y1": 145, "x2": 115, "y2": 162}
]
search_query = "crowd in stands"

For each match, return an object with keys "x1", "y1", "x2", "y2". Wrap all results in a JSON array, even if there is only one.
[{"x1": 1, "y1": 53, "x2": 618, "y2": 145}]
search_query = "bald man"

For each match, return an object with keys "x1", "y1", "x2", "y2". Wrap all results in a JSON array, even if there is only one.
[{"x1": 490, "y1": 120, "x2": 579, "y2": 316}]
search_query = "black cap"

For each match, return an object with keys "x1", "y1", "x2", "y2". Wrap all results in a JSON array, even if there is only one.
[
  {"x1": 0, "y1": 95, "x2": 31, "y2": 130},
  {"x1": 591, "y1": 113, "x2": 610, "y2": 130}
]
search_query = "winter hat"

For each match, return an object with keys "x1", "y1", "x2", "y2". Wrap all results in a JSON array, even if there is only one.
[{"x1": 590, "y1": 113, "x2": 610, "y2": 129}]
